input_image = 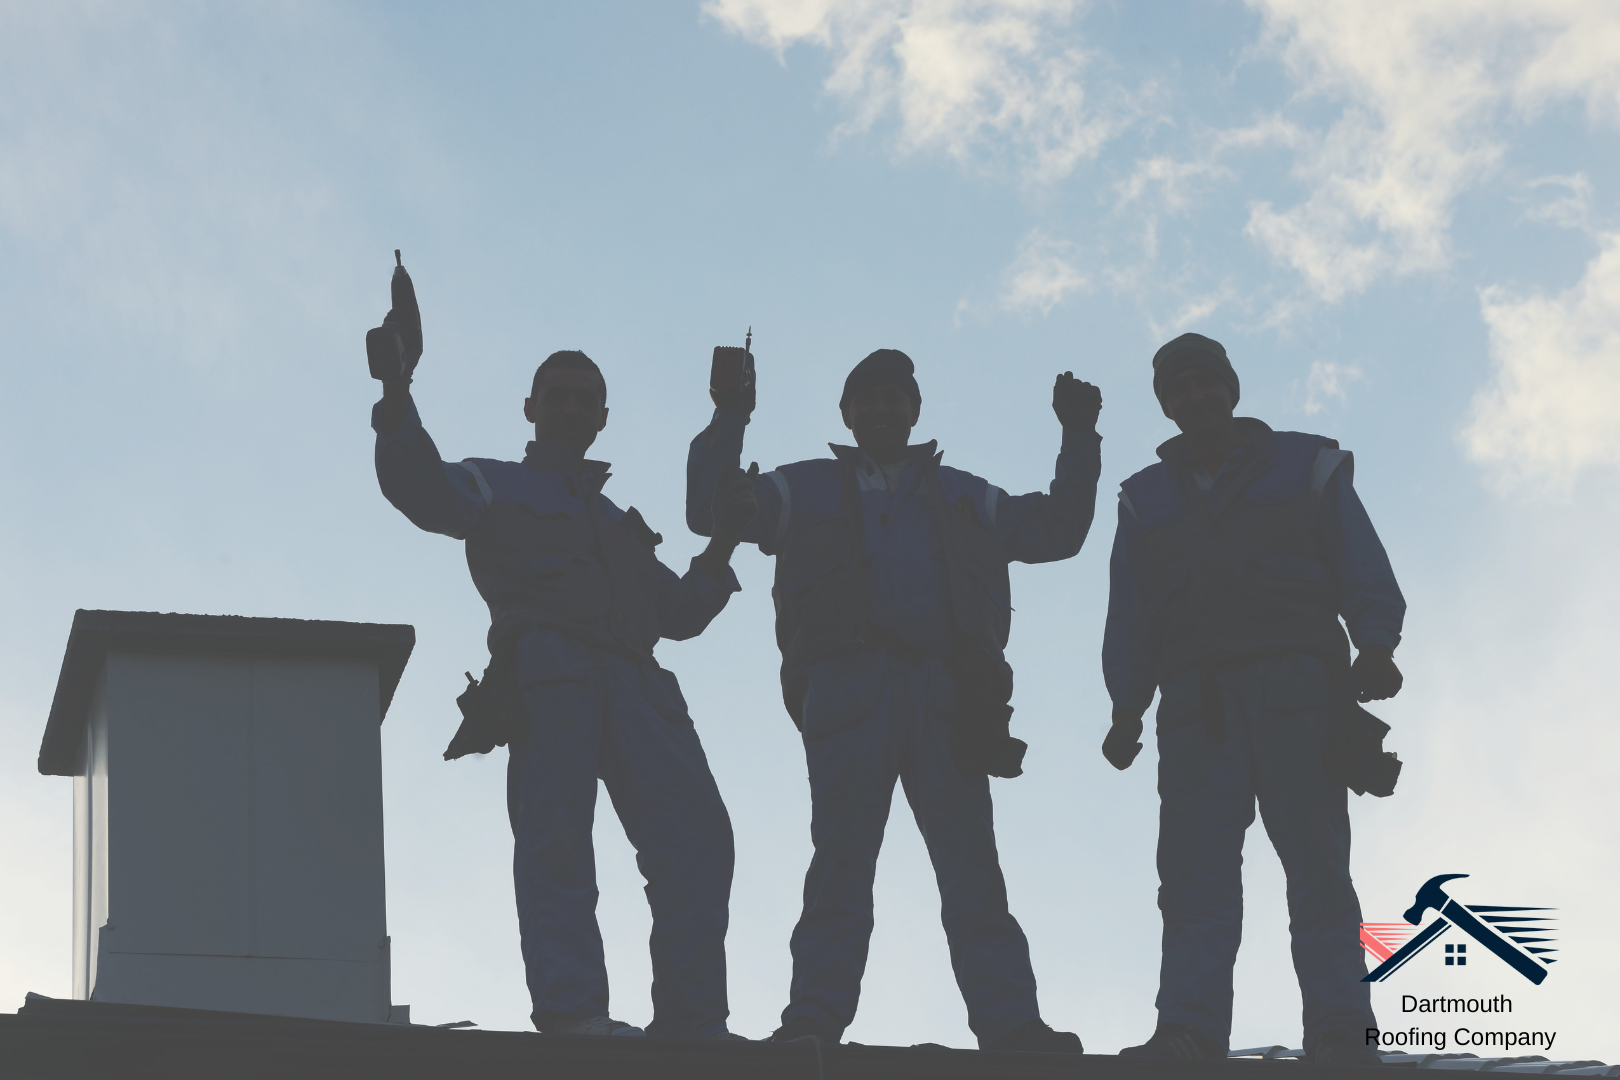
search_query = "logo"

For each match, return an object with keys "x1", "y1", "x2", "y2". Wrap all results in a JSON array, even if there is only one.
[{"x1": 1360, "y1": 874, "x2": 1557, "y2": 984}]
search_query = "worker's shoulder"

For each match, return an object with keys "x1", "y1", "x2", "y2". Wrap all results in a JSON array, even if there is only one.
[
  {"x1": 936, "y1": 461, "x2": 991, "y2": 489},
  {"x1": 770, "y1": 456, "x2": 840, "y2": 482},
  {"x1": 454, "y1": 455, "x2": 523, "y2": 475},
  {"x1": 1266, "y1": 430, "x2": 1351, "y2": 495},
  {"x1": 1120, "y1": 457, "x2": 1172, "y2": 491},
  {"x1": 1269, "y1": 429, "x2": 1341, "y2": 455}
]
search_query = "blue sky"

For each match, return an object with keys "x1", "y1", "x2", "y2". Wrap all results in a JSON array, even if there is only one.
[{"x1": 3, "y1": 0, "x2": 1617, "y2": 1055}]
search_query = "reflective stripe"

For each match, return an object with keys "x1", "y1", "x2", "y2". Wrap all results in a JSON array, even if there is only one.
[
  {"x1": 1311, "y1": 447, "x2": 1352, "y2": 497},
  {"x1": 765, "y1": 469, "x2": 791, "y2": 549},
  {"x1": 457, "y1": 461, "x2": 495, "y2": 505},
  {"x1": 985, "y1": 485, "x2": 1005, "y2": 527},
  {"x1": 1119, "y1": 491, "x2": 1138, "y2": 519}
]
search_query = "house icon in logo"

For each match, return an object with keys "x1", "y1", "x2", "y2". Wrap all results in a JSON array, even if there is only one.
[{"x1": 1361, "y1": 874, "x2": 1555, "y2": 984}]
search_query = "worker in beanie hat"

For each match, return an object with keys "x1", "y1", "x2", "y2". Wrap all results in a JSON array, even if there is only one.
[
  {"x1": 1151, "y1": 333, "x2": 1239, "y2": 415},
  {"x1": 1102, "y1": 330, "x2": 1407, "y2": 1065},
  {"x1": 686, "y1": 341, "x2": 1104, "y2": 1053},
  {"x1": 840, "y1": 348, "x2": 922, "y2": 414}
]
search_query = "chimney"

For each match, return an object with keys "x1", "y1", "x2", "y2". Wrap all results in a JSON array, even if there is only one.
[{"x1": 38, "y1": 610, "x2": 415, "y2": 1023}]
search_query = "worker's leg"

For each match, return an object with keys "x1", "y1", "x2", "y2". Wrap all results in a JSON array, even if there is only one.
[
  {"x1": 783, "y1": 649, "x2": 904, "y2": 1039},
  {"x1": 899, "y1": 656, "x2": 1040, "y2": 1049},
  {"x1": 506, "y1": 630, "x2": 609, "y2": 1026},
  {"x1": 1153, "y1": 664, "x2": 1256, "y2": 1049},
  {"x1": 598, "y1": 656, "x2": 736, "y2": 1040},
  {"x1": 1251, "y1": 654, "x2": 1374, "y2": 1048}
]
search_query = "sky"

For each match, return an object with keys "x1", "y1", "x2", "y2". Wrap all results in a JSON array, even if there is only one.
[{"x1": 2, "y1": 0, "x2": 1617, "y2": 1056}]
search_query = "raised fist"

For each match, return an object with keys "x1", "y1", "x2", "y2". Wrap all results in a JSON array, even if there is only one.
[{"x1": 1052, "y1": 371, "x2": 1102, "y2": 431}]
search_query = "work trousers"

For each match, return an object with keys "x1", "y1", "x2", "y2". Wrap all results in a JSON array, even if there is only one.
[
  {"x1": 784, "y1": 647, "x2": 1039, "y2": 1048},
  {"x1": 1154, "y1": 652, "x2": 1374, "y2": 1049},
  {"x1": 506, "y1": 629, "x2": 734, "y2": 1038}
]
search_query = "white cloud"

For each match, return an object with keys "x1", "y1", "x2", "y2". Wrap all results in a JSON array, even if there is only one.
[
  {"x1": 997, "y1": 228, "x2": 1086, "y2": 314},
  {"x1": 1302, "y1": 359, "x2": 1362, "y2": 415},
  {"x1": 1244, "y1": 0, "x2": 1620, "y2": 300},
  {"x1": 704, "y1": 0, "x2": 1129, "y2": 184},
  {"x1": 1114, "y1": 155, "x2": 1229, "y2": 215},
  {"x1": 1464, "y1": 233, "x2": 1620, "y2": 489},
  {"x1": 1523, "y1": 172, "x2": 1593, "y2": 230}
]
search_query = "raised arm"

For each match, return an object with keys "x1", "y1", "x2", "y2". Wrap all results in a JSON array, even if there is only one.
[
  {"x1": 991, "y1": 372, "x2": 1104, "y2": 564},
  {"x1": 373, "y1": 385, "x2": 488, "y2": 539},
  {"x1": 633, "y1": 463, "x2": 757, "y2": 641},
  {"x1": 685, "y1": 351, "x2": 783, "y2": 550}
]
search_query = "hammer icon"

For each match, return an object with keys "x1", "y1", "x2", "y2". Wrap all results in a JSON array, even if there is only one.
[{"x1": 1369, "y1": 874, "x2": 1548, "y2": 984}]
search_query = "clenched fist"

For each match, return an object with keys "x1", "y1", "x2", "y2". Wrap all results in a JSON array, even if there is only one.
[
  {"x1": 1052, "y1": 371, "x2": 1102, "y2": 431},
  {"x1": 1102, "y1": 713, "x2": 1144, "y2": 771}
]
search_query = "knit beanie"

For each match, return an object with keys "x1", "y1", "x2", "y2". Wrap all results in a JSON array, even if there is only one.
[
  {"x1": 1151, "y1": 333, "x2": 1239, "y2": 409},
  {"x1": 840, "y1": 349, "x2": 922, "y2": 412}
]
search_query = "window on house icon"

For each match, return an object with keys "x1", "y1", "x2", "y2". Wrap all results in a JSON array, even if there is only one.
[{"x1": 1445, "y1": 943, "x2": 1467, "y2": 966}]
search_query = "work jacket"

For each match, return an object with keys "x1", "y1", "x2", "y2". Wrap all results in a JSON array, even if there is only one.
[
  {"x1": 375, "y1": 400, "x2": 737, "y2": 662},
  {"x1": 686, "y1": 407, "x2": 1100, "y2": 724},
  {"x1": 1102, "y1": 418, "x2": 1405, "y2": 718}
]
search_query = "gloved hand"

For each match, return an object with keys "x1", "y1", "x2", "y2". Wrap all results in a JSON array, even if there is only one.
[
  {"x1": 710, "y1": 345, "x2": 756, "y2": 414},
  {"x1": 1052, "y1": 371, "x2": 1102, "y2": 430},
  {"x1": 366, "y1": 251, "x2": 423, "y2": 385},
  {"x1": 712, "y1": 462, "x2": 760, "y2": 541},
  {"x1": 1101, "y1": 713, "x2": 1143, "y2": 770},
  {"x1": 1352, "y1": 645, "x2": 1403, "y2": 702}
]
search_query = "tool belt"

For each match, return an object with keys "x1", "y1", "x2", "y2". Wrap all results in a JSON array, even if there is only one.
[
  {"x1": 1325, "y1": 701, "x2": 1401, "y2": 797},
  {"x1": 443, "y1": 630, "x2": 527, "y2": 761},
  {"x1": 948, "y1": 644, "x2": 1027, "y2": 780},
  {"x1": 856, "y1": 627, "x2": 1026, "y2": 779},
  {"x1": 1192, "y1": 652, "x2": 1400, "y2": 797}
]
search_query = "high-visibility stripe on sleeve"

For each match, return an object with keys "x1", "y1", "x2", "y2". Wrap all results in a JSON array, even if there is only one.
[
  {"x1": 457, "y1": 461, "x2": 495, "y2": 505},
  {"x1": 985, "y1": 484, "x2": 1006, "y2": 527},
  {"x1": 1311, "y1": 447, "x2": 1353, "y2": 497},
  {"x1": 765, "y1": 469, "x2": 791, "y2": 548},
  {"x1": 1119, "y1": 491, "x2": 1138, "y2": 519}
]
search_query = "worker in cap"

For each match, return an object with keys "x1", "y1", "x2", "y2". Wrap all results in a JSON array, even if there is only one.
[
  {"x1": 687, "y1": 343, "x2": 1103, "y2": 1051},
  {"x1": 1101, "y1": 332, "x2": 1406, "y2": 1063},
  {"x1": 367, "y1": 266, "x2": 758, "y2": 1040}
]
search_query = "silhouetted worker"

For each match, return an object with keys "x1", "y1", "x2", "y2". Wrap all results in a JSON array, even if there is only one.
[
  {"x1": 1101, "y1": 334, "x2": 1404, "y2": 1064},
  {"x1": 371, "y1": 306, "x2": 758, "y2": 1038},
  {"x1": 687, "y1": 347, "x2": 1101, "y2": 1051}
]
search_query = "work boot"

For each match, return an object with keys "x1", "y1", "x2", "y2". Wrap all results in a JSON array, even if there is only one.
[
  {"x1": 540, "y1": 1014, "x2": 645, "y2": 1037},
  {"x1": 1118, "y1": 1022, "x2": 1224, "y2": 1059},
  {"x1": 1308, "y1": 1028, "x2": 1383, "y2": 1066},
  {"x1": 989, "y1": 1019, "x2": 1083, "y2": 1054},
  {"x1": 770, "y1": 1015, "x2": 835, "y2": 1043}
]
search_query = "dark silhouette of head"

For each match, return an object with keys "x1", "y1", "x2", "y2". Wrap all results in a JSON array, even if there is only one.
[
  {"x1": 840, "y1": 349, "x2": 922, "y2": 464},
  {"x1": 525, "y1": 350, "x2": 608, "y2": 453},
  {"x1": 1153, "y1": 333, "x2": 1239, "y2": 437}
]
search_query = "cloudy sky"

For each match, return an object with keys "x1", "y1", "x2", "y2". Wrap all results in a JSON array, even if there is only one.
[{"x1": 3, "y1": 0, "x2": 1617, "y2": 1055}]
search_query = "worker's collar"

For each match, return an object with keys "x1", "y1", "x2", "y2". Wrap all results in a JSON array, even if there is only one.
[
  {"x1": 829, "y1": 440, "x2": 940, "y2": 470},
  {"x1": 523, "y1": 439, "x2": 611, "y2": 484},
  {"x1": 1154, "y1": 417, "x2": 1272, "y2": 472}
]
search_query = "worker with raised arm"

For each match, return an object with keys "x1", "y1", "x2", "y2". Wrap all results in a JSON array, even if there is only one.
[
  {"x1": 687, "y1": 345, "x2": 1102, "y2": 1052},
  {"x1": 367, "y1": 258, "x2": 757, "y2": 1040}
]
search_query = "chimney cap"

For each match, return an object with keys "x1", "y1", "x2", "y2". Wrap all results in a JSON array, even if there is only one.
[{"x1": 39, "y1": 610, "x2": 416, "y2": 776}]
